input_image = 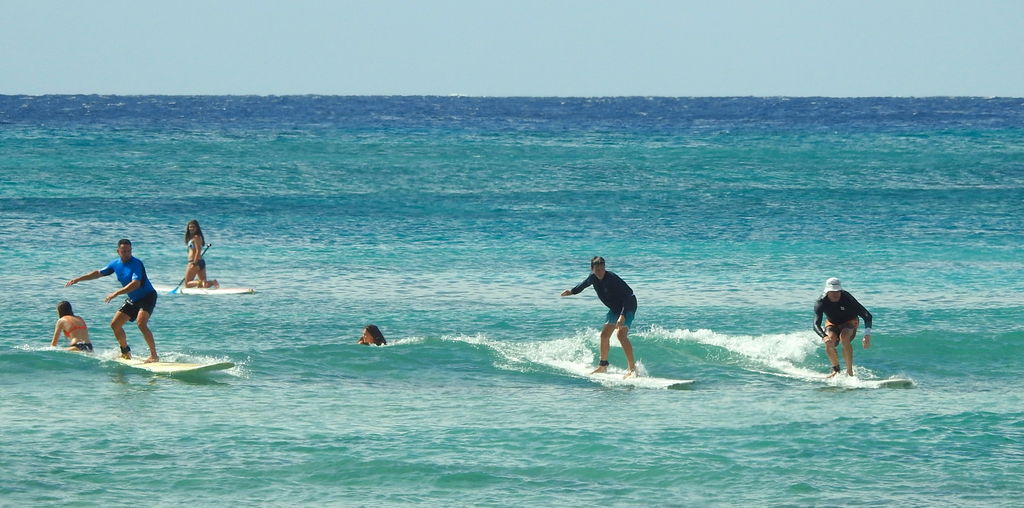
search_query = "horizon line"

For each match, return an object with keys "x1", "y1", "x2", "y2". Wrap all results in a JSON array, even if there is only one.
[{"x1": 2, "y1": 93, "x2": 1019, "y2": 100}]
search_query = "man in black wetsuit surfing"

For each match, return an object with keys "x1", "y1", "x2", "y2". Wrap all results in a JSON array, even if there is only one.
[
  {"x1": 814, "y1": 277, "x2": 873, "y2": 378},
  {"x1": 561, "y1": 256, "x2": 638, "y2": 378}
]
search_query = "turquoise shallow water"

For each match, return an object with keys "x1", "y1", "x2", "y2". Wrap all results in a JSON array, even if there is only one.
[{"x1": 1, "y1": 96, "x2": 1023, "y2": 506}]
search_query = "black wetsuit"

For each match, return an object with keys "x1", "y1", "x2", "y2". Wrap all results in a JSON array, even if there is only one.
[
  {"x1": 813, "y1": 290, "x2": 872, "y2": 338},
  {"x1": 570, "y1": 271, "x2": 638, "y2": 314}
]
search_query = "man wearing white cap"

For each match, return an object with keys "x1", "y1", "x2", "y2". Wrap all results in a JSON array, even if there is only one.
[{"x1": 813, "y1": 277, "x2": 873, "y2": 378}]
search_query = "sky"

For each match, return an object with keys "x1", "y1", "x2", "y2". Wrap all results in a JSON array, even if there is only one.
[{"x1": 2, "y1": 0, "x2": 1022, "y2": 97}]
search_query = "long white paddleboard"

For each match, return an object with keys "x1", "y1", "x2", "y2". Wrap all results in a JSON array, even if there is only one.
[
  {"x1": 114, "y1": 357, "x2": 234, "y2": 374},
  {"x1": 153, "y1": 284, "x2": 255, "y2": 295}
]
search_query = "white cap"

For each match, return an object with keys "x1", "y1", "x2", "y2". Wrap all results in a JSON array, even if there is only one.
[{"x1": 823, "y1": 277, "x2": 842, "y2": 292}]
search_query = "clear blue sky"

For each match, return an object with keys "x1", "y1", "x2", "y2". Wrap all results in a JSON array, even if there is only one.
[{"x1": 3, "y1": 0, "x2": 1022, "y2": 96}]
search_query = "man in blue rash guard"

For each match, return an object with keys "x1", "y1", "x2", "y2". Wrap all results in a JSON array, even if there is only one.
[
  {"x1": 65, "y1": 239, "x2": 160, "y2": 363},
  {"x1": 561, "y1": 256, "x2": 638, "y2": 378},
  {"x1": 813, "y1": 277, "x2": 873, "y2": 378}
]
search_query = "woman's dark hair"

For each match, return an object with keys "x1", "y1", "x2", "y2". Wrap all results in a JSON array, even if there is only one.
[
  {"x1": 365, "y1": 324, "x2": 386, "y2": 345},
  {"x1": 590, "y1": 256, "x2": 606, "y2": 267},
  {"x1": 57, "y1": 301, "x2": 73, "y2": 318},
  {"x1": 185, "y1": 220, "x2": 204, "y2": 244}
]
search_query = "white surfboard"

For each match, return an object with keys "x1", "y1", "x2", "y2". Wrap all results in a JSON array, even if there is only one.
[
  {"x1": 755, "y1": 367, "x2": 915, "y2": 389},
  {"x1": 547, "y1": 359, "x2": 694, "y2": 390},
  {"x1": 857, "y1": 377, "x2": 914, "y2": 389},
  {"x1": 817, "y1": 373, "x2": 915, "y2": 389},
  {"x1": 153, "y1": 284, "x2": 255, "y2": 295},
  {"x1": 113, "y1": 357, "x2": 235, "y2": 374},
  {"x1": 588, "y1": 371, "x2": 695, "y2": 390}
]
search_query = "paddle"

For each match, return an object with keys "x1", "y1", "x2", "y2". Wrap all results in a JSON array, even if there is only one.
[{"x1": 169, "y1": 243, "x2": 211, "y2": 294}]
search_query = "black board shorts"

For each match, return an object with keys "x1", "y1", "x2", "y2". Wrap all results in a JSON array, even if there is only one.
[
  {"x1": 118, "y1": 290, "x2": 158, "y2": 322},
  {"x1": 824, "y1": 318, "x2": 858, "y2": 337}
]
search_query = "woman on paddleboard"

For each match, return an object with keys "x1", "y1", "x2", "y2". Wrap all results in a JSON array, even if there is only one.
[
  {"x1": 51, "y1": 301, "x2": 93, "y2": 352},
  {"x1": 183, "y1": 219, "x2": 219, "y2": 289}
]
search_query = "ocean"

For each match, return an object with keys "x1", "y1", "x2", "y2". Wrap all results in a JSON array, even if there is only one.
[{"x1": 1, "y1": 95, "x2": 1022, "y2": 506}]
